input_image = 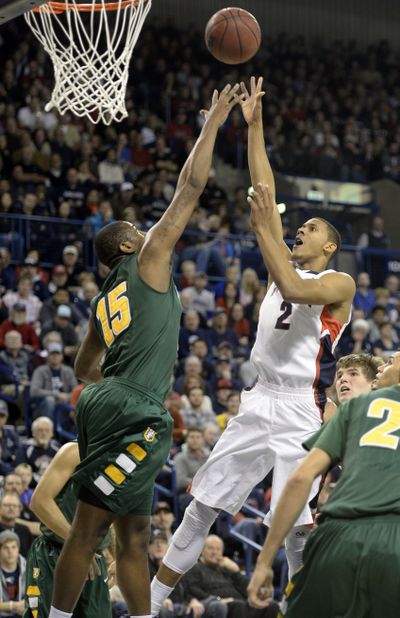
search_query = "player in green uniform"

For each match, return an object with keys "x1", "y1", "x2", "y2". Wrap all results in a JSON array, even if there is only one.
[
  {"x1": 247, "y1": 352, "x2": 400, "y2": 617},
  {"x1": 48, "y1": 83, "x2": 241, "y2": 618},
  {"x1": 24, "y1": 442, "x2": 111, "y2": 618}
]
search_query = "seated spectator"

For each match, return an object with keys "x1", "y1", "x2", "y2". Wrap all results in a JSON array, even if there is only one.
[
  {"x1": 0, "y1": 303, "x2": 40, "y2": 352},
  {"x1": 203, "y1": 422, "x2": 221, "y2": 452},
  {"x1": 41, "y1": 305, "x2": 79, "y2": 364},
  {"x1": 40, "y1": 287, "x2": 84, "y2": 328},
  {"x1": 14, "y1": 464, "x2": 34, "y2": 508},
  {"x1": 180, "y1": 386, "x2": 218, "y2": 430},
  {"x1": 173, "y1": 355, "x2": 204, "y2": 394},
  {"x1": 3, "y1": 274, "x2": 42, "y2": 325},
  {"x1": 353, "y1": 272, "x2": 376, "y2": 315},
  {"x1": 183, "y1": 535, "x2": 279, "y2": 618},
  {"x1": 214, "y1": 264, "x2": 240, "y2": 300},
  {"x1": 180, "y1": 375, "x2": 214, "y2": 413},
  {"x1": 73, "y1": 280, "x2": 99, "y2": 321},
  {"x1": 337, "y1": 318, "x2": 373, "y2": 356},
  {"x1": 0, "y1": 492, "x2": 33, "y2": 558},
  {"x1": 368, "y1": 305, "x2": 389, "y2": 342},
  {"x1": 178, "y1": 310, "x2": 207, "y2": 358},
  {"x1": 217, "y1": 391, "x2": 241, "y2": 431},
  {"x1": 0, "y1": 247, "x2": 16, "y2": 293},
  {"x1": 0, "y1": 331, "x2": 31, "y2": 387},
  {"x1": 151, "y1": 502, "x2": 175, "y2": 544},
  {"x1": 177, "y1": 260, "x2": 196, "y2": 290},
  {"x1": 19, "y1": 257, "x2": 50, "y2": 302},
  {"x1": 208, "y1": 309, "x2": 238, "y2": 356},
  {"x1": 88, "y1": 200, "x2": 115, "y2": 235},
  {"x1": 14, "y1": 417, "x2": 60, "y2": 486},
  {"x1": 0, "y1": 401, "x2": 19, "y2": 476},
  {"x1": 163, "y1": 392, "x2": 186, "y2": 447},
  {"x1": 0, "y1": 530, "x2": 26, "y2": 616},
  {"x1": 185, "y1": 272, "x2": 216, "y2": 320},
  {"x1": 212, "y1": 379, "x2": 235, "y2": 414},
  {"x1": 2, "y1": 474, "x2": 40, "y2": 536},
  {"x1": 228, "y1": 303, "x2": 251, "y2": 344},
  {"x1": 174, "y1": 428, "x2": 209, "y2": 510},
  {"x1": 216, "y1": 282, "x2": 239, "y2": 314},
  {"x1": 239, "y1": 268, "x2": 260, "y2": 307},
  {"x1": 29, "y1": 342, "x2": 77, "y2": 420},
  {"x1": 46, "y1": 265, "x2": 70, "y2": 296},
  {"x1": 61, "y1": 245, "x2": 83, "y2": 290},
  {"x1": 188, "y1": 336, "x2": 214, "y2": 379},
  {"x1": 98, "y1": 148, "x2": 124, "y2": 188},
  {"x1": 373, "y1": 320, "x2": 398, "y2": 359}
]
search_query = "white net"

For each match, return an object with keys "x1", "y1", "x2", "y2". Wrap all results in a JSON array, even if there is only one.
[{"x1": 25, "y1": 0, "x2": 151, "y2": 124}]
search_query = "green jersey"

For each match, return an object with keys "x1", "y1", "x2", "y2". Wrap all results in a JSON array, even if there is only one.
[
  {"x1": 91, "y1": 253, "x2": 182, "y2": 402},
  {"x1": 304, "y1": 385, "x2": 400, "y2": 520},
  {"x1": 40, "y1": 478, "x2": 109, "y2": 549}
]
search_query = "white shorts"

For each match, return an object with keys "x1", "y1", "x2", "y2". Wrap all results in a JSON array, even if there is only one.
[{"x1": 191, "y1": 380, "x2": 322, "y2": 527}]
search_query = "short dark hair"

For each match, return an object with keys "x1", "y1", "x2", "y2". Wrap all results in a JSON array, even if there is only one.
[
  {"x1": 336, "y1": 353, "x2": 382, "y2": 383},
  {"x1": 94, "y1": 222, "x2": 134, "y2": 268},
  {"x1": 315, "y1": 218, "x2": 341, "y2": 260}
]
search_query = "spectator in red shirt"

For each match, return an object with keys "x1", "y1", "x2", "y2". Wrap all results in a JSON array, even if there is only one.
[{"x1": 0, "y1": 304, "x2": 40, "y2": 352}]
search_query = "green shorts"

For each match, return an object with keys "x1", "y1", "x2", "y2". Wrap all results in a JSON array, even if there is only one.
[
  {"x1": 280, "y1": 515, "x2": 400, "y2": 618},
  {"x1": 73, "y1": 378, "x2": 173, "y2": 516},
  {"x1": 24, "y1": 535, "x2": 111, "y2": 618}
]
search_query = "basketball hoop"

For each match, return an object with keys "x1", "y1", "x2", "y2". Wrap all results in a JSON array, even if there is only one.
[{"x1": 25, "y1": 0, "x2": 151, "y2": 124}]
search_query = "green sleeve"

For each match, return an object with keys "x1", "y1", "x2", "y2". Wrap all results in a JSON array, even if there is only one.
[{"x1": 303, "y1": 401, "x2": 350, "y2": 464}]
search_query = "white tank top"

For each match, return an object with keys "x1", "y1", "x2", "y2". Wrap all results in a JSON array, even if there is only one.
[{"x1": 250, "y1": 267, "x2": 351, "y2": 407}]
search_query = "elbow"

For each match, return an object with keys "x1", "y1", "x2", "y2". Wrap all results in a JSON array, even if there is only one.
[
  {"x1": 278, "y1": 283, "x2": 300, "y2": 304},
  {"x1": 30, "y1": 493, "x2": 40, "y2": 517},
  {"x1": 287, "y1": 470, "x2": 313, "y2": 492}
]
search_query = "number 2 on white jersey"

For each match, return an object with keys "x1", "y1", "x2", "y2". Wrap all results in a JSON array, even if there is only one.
[
  {"x1": 96, "y1": 281, "x2": 132, "y2": 347},
  {"x1": 359, "y1": 398, "x2": 400, "y2": 450}
]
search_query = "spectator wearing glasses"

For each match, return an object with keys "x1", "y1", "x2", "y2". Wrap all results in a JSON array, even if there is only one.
[{"x1": 0, "y1": 492, "x2": 33, "y2": 558}]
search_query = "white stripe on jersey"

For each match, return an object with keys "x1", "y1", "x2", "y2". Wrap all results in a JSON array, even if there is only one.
[{"x1": 250, "y1": 267, "x2": 351, "y2": 396}]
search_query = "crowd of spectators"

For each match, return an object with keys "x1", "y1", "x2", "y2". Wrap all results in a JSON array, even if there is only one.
[{"x1": 0, "y1": 16, "x2": 400, "y2": 618}]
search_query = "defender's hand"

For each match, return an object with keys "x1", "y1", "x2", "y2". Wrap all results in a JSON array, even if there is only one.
[
  {"x1": 200, "y1": 83, "x2": 240, "y2": 127},
  {"x1": 236, "y1": 76, "x2": 265, "y2": 125},
  {"x1": 247, "y1": 562, "x2": 274, "y2": 608}
]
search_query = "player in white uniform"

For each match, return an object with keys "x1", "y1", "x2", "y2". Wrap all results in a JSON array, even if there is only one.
[{"x1": 151, "y1": 78, "x2": 355, "y2": 615}]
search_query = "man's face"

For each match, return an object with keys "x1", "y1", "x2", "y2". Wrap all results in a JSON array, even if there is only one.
[
  {"x1": 152, "y1": 510, "x2": 174, "y2": 532},
  {"x1": 357, "y1": 273, "x2": 370, "y2": 287},
  {"x1": 184, "y1": 312, "x2": 199, "y2": 331},
  {"x1": 335, "y1": 366, "x2": 373, "y2": 402},
  {"x1": 186, "y1": 431, "x2": 204, "y2": 451},
  {"x1": 292, "y1": 219, "x2": 333, "y2": 262},
  {"x1": 33, "y1": 422, "x2": 53, "y2": 446},
  {"x1": 11, "y1": 309, "x2": 26, "y2": 326},
  {"x1": 373, "y1": 353, "x2": 400, "y2": 390},
  {"x1": 53, "y1": 290, "x2": 69, "y2": 305},
  {"x1": 4, "y1": 475, "x2": 22, "y2": 495},
  {"x1": 227, "y1": 393, "x2": 240, "y2": 415},
  {"x1": 63, "y1": 251, "x2": 77, "y2": 266},
  {"x1": 188, "y1": 388, "x2": 204, "y2": 408},
  {"x1": 185, "y1": 358, "x2": 201, "y2": 375},
  {"x1": 193, "y1": 341, "x2": 208, "y2": 359},
  {"x1": 0, "y1": 541, "x2": 19, "y2": 566},
  {"x1": 202, "y1": 537, "x2": 223, "y2": 566},
  {"x1": 148, "y1": 538, "x2": 168, "y2": 562},
  {"x1": 0, "y1": 497, "x2": 21, "y2": 523},
  {"x1": 5, "y1": 332, "x2": 22, "y2": 352}
]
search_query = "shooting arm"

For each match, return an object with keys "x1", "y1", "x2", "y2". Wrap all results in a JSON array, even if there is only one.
[
  {"x1": 74, "y1": 315, "x2": 104, "y2": 384},
  {"x1": 30, "y1": 443, "x2": 80, "y2": 540}
]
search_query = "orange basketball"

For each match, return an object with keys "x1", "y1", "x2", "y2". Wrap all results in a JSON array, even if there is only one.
[{"x1": 205, "y1": 7, "x2": 261, "y2": 65}]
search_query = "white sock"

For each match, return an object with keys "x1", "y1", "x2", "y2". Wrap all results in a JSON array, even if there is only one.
[
  {"x1": 48, "y1": 607, "x2": 73, "y2": 618},
  {"x1": 285, "y1": 525, "x2": 312, "y2": 579},
  {"x1": 131, "y1": 615, "x2": 152, "y2": 618},
  {"x1": 151, "y1": 578, "x2": 174, "y2": 617}
]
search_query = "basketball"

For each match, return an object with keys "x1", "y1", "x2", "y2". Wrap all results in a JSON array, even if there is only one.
[{"x1": 205, "y1": 7, "x2": 261, "y2": 65}]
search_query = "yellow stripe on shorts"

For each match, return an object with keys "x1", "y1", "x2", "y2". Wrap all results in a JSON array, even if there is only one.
[
  {"x1": 32, "y1": 610, "x2": 38, "y2": 618},
  {"x1": 126, "y1": 442, "x2": 147, "y2": 461},
  {"x1": 104, "y1": 464, "x2": 126, "y2": 485},
  {"x1": 27, "y1": 585, "x2": 40, "y2": 596}
]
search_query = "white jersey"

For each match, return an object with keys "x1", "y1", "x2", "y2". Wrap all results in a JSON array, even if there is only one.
[{"x1": 250, "y1": 267, "x2": 350, "y2": 406}]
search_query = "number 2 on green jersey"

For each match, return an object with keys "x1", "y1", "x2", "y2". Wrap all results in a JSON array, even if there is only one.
[
  {"x1": 96, "y1": 281, "x2": 132, "y2": 346},
  {"x1": 359, "y1": 398, "x2": 400, "y2": 450}
]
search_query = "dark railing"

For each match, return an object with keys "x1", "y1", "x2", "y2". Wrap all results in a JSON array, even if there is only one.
[{"x1": 2, "y1": 212, "x2": 400, "y2": 280}]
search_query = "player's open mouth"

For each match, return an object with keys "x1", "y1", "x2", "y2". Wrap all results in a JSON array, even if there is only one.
[
  {"x1": 340, "y1": 386, "x2": 350, "y2": 393},
  {"x1": 294, "y1": 237, "x2": 303, "y2": 246}
]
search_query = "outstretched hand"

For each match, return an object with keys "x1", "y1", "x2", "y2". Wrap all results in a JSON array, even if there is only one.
[
  {"x1": 236, "y1": 76, "x2": 265, "y2": 125},
  {"x1": 248, "y1": 183, "x2": 275, "y2": 231},
  {"x1": 200, "y1": 83, "x2": 241, "y2": 127},
  {"x1": 247, "y1": 562, "x2": 274, "y2": 609}
]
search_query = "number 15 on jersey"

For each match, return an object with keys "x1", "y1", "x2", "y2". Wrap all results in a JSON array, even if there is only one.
[{"x1": 96, "y1": 281, "x2": 132, "y2": 347}]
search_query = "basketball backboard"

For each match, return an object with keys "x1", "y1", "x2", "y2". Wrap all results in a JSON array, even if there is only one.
[{"x1": 0, "y1": 0, "x2": 47, "y2": 23}]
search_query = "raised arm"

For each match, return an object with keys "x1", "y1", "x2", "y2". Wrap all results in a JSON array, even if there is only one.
[
  {"x1": 138, "y1": 84, "x2": 239, "y2": 291},
  {"x1": 30, "y1": 442, "x2": 80, "y2": 540},
  {"x1": 238, "y1": 77, "x2": 291, "y2": 261},
  {"x1": 248, "y1": 184, "x2": 355, "y2": 308}
]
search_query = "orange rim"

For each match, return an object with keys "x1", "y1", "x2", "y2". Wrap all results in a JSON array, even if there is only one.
[{"x1": 32, "y1": 0, "x2": 143, "y2": 13}]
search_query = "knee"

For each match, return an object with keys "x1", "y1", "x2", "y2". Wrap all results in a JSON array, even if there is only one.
[{"x1": 117, "y1": 519, "x2": 151, "y2": 556}]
